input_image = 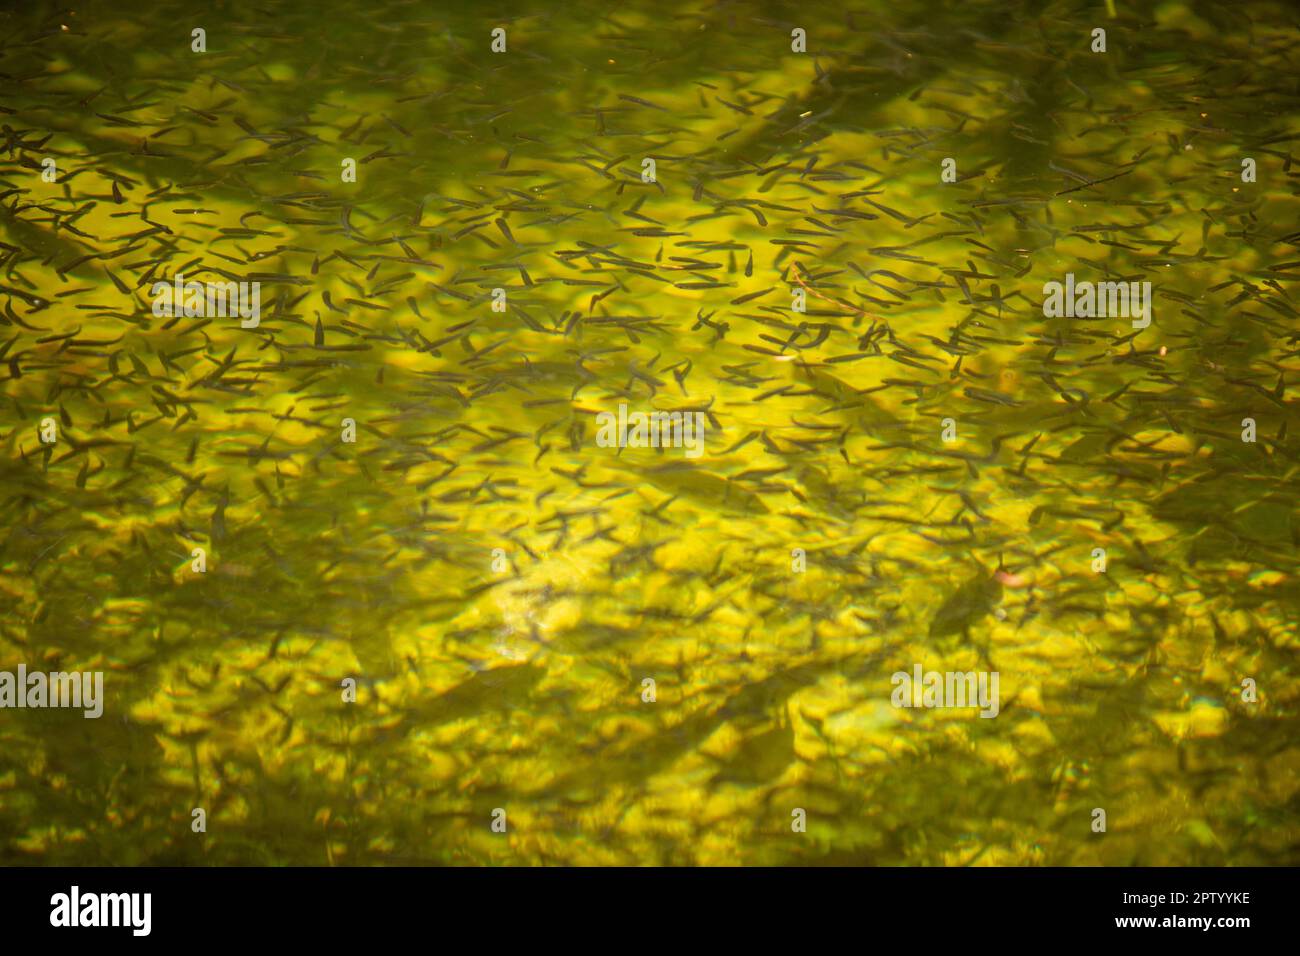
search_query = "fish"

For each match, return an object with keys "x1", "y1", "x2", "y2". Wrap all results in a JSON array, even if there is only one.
[
  {"x1": 929, "y1": 566, "x2": 1004, "y2": 642},
  {"x1": 639, "y1": 462, "x2": 771, "y2": 515},
  {"x1": 405, "y1": 663, "x2": 547, "y2": 729},
  {"x1": 2, "y1": 0, "x2": 1294, "y2": 871}
]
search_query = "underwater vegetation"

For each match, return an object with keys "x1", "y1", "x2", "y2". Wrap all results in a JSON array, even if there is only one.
[{"x1": 0, "y1": 0, "x2": 1298, "y2": 865}]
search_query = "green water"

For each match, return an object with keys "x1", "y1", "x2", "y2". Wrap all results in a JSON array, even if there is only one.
[{"x1": 1, "y1": 0, "x2": 1298, "y2": 865}]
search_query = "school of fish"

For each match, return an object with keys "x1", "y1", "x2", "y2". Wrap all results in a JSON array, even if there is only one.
[{"x1": 1, "y1": 0, "x2": 1298, "y2": 865}]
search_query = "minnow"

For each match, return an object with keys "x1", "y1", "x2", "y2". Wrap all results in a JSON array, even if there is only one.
[
  {"x1": 617, "y1": 94, "x2": 670, "y2": 112},
  {"x1": 789, "y1": 265, "x2": 875, "y2": 320},
  {"x1": 730, "y1": 287, "x2": 774, "y2": 305}
]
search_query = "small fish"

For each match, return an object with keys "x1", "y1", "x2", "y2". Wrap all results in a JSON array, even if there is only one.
[
  {"x1": 929, "y1": 567, "x2": 1003, "y2": 640},
  {"x1": 640, "y1": 462, "x2": 770, "y2": 515}
]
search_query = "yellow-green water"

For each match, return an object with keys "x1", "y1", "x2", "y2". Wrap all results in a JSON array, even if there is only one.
[{"x1": 1, "y1": 0, "x2": 1298, "y2": 865}]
